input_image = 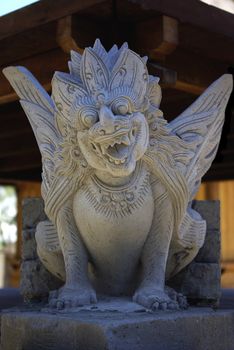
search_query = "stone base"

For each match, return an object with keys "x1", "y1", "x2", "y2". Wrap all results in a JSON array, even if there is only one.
[{"x1": 1, "y1": 301, "x2": 234, "y2": 350}]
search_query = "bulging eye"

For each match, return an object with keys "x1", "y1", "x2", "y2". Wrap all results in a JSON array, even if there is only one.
[
  {"x1": 79, "y1": 106, "x2": 99, "y2": 128},
  {"x1": 111, "y1": 97, "x2": 132, "y2": 116}
]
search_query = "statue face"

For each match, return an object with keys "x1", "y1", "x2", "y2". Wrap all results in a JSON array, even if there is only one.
[
  {"x1": 51, "y1": 41, "x2": 162, "y2": 178},
  {"x1": 77, "y1": 103, "x2": 149, "y2": 177}
]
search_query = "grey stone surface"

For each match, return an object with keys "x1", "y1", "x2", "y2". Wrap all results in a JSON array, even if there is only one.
[
  {"x1": 168, "y1": 200, "x2": 221, "y2": 303},
  {"x1": 1, "y1": 306, "x2": 234, "y2": 350},
  {"x1": 195, "y1": 229, "x2": 220, "y2": 263},
  {"x1": 20, "y1": 260, "x2": 62, "y2": 301},
  {"x1": 21, "y1": 229, "x2": 38, "y2": 260},
  {"x1": 192, "y1": 200, "x2": 220, "y2": 231},
  {"x1": 0, "y1": 289, "x2": 23, "y2": 311},
  {"x1": 21, "y1": 198, "x2": 62, "y2": 301},
  {"x1": 169, "y1": 263, "x2": 221, "y2": 302},
  {"x1": 22, "y1": 198, "x2": 47, "y2": 229}
]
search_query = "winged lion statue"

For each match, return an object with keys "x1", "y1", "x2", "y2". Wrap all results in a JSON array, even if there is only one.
[{"x1": 3, "y1": 39, "x2": 232, "y2": 310}]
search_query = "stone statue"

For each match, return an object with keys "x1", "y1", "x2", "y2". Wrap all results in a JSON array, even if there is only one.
[{"x1": 3, "y1": 40, "x2": 232, "y2": 311}]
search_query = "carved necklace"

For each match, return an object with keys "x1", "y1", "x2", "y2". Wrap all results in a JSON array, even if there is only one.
[{"x1": 82, "y1": 163, "x2": 151, "y2": 219}]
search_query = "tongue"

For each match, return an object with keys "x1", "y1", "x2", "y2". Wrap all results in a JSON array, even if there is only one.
[{"x1": 107, "y1": 143, "x2": 129, "y2": 160}]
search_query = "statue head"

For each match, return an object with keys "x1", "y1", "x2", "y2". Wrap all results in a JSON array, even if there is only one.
[{"x1": 52, "y1": 39, "x2": 162, "y2": 178}]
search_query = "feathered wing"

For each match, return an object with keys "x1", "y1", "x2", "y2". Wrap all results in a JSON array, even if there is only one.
[
  {"x1": 144, "y1": 74, "x2": 232, "y2": 252},
  {"x1": 3, "y1": 66, "x2": 58, "y2": 195},
  {"x1": 169, "y1": 74, "x2": 233, "y2": 200},
  {"x1": 2, "y1": 66, "x2": 85, "y2": 223}
]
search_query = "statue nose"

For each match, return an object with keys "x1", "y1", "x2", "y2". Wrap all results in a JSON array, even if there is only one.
[{"x1": 99, "y1": 106, "x2": 115, "y2": 134}]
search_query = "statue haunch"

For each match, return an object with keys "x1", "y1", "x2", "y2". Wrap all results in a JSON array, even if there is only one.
[{"x1": 4, "y1": 40, "x2": 232, "y2": 311}]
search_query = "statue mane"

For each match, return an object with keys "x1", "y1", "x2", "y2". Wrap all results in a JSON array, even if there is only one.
[{"x1": 47, "y1": 40, "x2": 189, "y2": 224}]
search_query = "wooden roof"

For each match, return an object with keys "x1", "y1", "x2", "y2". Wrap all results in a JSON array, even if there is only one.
[{"x1": 0, "y1": 0, "x2": 233, "y2": 181}]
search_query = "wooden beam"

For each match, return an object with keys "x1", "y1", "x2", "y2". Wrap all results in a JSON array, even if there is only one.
[
  {"x1": 0, "y1": 22, "x2": 58, "y2": 67},
  {"x1": 148, "y1": 63, "x2": 205, "y2": 94},
  {"x1": 135, "y1": 16, "x2": 178, "y2": 58},
  {"x1": 0, "y1": 82, "x2": 51, "y2": 105},
  {"x1": 126, "y1": 0, "x2": 234, "y2": 40},
  {"x1": 179, "y1": 23, "x2": 234, "y2": 65},
  {"x1": 0, "y1": 155, "x2": 41, "y2": 172},
  {"x1": 0, "y1": 106, "x2": 32, "y2": 133},
  {"x1": 71, "y1": 15, "x2": 131, "y2": 50},
  {"x1": 0, "y1": 0, "x2": 107, "y2": 41},
  {"x1": 0, "y1": 130, "x2": 37, "y2": 157},
  {"x1": 56, "y1": 16, "x2": 82, "y2": 54},
  {"x1": 0, "y1": 147, "x2": 39, "y2": 160},
  {"x1": 173, "y1": 81, "x2": 205, "y2": 95},
  {"x1": 0, "y1": 169, "x2": 42, "y2": 181},
  {"x1": 148, "y1": 63, "x2": 177, "y2": 86},
  {"x1": 0, "y1": 48, "x2": 68, "y2": 105},
  {"x1": 0, "y1": 128, "x2": 33, "y2": 140},
  {"x1": 158, "y1": 48, "x2": 229, "y2": 95},
  {"x1": 204, "y1": 162, "x2": 234, "y2": 181}
]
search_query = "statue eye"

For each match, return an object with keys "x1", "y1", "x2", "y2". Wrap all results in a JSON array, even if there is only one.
[
  {"x1": 111, "y1": 97, "x2": 132, "y2": 116},
  {"x1": 79, "y1": 107, "x2": 99, "y2": 128}
]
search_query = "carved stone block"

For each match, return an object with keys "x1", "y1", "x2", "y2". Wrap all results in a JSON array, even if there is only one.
[
  {"x1": 2, "y1": 308, "x2": 234, "y2": 350},
  {"x1": 168, "y1": 200, "x2": 221, "y2": 304},
  {"x1": 21, "y1": 198, "x2": 62, "y2": 301}
]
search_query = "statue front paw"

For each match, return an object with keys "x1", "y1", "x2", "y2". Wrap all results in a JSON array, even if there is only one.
[
  {"x1": 133, "y1": 285, "x2": 179, "y2": 311},
  {"x1": 165, "y1": 286, "x2": 188, "y2": 309},
  {"x1": 49, "y1": 284, "x2": 97, "y2": 309}
]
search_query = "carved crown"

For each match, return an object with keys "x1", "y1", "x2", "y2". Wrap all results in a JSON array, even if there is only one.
[{"x1": 51, "y1": 39, "x2": 162, "y2": 126}]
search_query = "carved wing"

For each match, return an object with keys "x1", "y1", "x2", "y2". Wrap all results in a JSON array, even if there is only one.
[
  {"x1": 169, "y1": 74, "x2": 233, "y2": 199},
  {"x1": 2, "y1": 66, "x2": 59, "y2": 196},
  {"x1": 3, "y1": 66, "x2": 91, "y2": 221}
]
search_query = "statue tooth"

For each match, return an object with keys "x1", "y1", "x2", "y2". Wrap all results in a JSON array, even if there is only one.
[
  {"x1": 122, "y1": 135, "x2": 131, "y2": 145},
  {"x1": 100, "y1": 145, "x2": 106, "y2": 155}
]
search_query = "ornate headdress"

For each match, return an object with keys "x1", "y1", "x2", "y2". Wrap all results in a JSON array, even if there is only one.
[{"x1": 52, "y1": 39, "x2": 162, "y2": 128}]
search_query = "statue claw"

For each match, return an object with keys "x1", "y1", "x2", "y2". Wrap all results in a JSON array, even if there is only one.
[
  {"x1": 48, "y1": 285, "x2": 97, "y2": 310},
  {"x1": 133, "y1": 285, "x2": 183, "y2": 311}
]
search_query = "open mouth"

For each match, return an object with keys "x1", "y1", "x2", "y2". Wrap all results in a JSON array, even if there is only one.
[{"x1": 91, "y1": 129, "x2": 136, "y2": 165}]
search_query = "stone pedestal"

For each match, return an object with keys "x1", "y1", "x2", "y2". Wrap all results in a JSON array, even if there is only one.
[{"x1": 1, "y1": 305, "x2": 234, "y2": 350}]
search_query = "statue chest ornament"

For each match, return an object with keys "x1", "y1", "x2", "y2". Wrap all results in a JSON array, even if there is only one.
[
  {"x1": 73, "y1": 163, "x2": 154, "y2": 279},
  {"x1": 75, "y1": 162, "x2": 152, "y2": 219}
]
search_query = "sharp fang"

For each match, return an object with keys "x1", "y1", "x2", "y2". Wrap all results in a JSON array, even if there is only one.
[
  {"x1": 115, "y1": 160, "x2": 121, "y2": 165},
  {"x1": 122, "y1": 135, "x2": 131, "y2": 145},
  {"x1": 100, "y1": 145, "x2": 106, "y2": 155},
  {"x1": 121, "y1": 159, "x2": 126, "y2": 164}
]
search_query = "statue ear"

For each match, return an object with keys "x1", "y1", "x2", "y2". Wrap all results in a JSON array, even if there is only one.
[
  {"x1": 52, "y1": 72, "x2": 88, "y2": 125},
  {"x1": 110, "y1": 49, "x2": 148, "y2": 107},
  {"x1": 80, "y1": 47, "x2": 109, "y2": 95},
  {"x1": 147, "y1": 77, "x2": 162, "y2": 108}
]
